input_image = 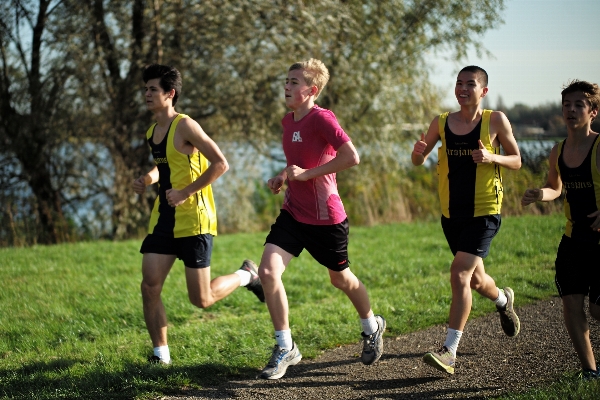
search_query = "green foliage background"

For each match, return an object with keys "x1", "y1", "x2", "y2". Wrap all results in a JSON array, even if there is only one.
[{"x1": 0, "y1": 0, "x2": 508, "y2": 245}]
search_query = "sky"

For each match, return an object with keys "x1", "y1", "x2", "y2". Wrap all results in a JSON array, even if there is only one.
[{"x1": 429, "y1": 0, "x2": 600, "y2": 109}]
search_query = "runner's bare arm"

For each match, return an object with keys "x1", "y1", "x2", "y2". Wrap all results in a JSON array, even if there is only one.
[
  {"x1": 133, "y1": 166, "x2": 159, "y2": 194},
  {"x1": 412, "y1": 117, "x2": 440, "y2": 166},
  {"x1": 521, "y1": 144, "x2": 562, "y2": 206},
  {"x1": 268, "y1": 169, "x2": 288, "y2": 194},
  {"x1": 286, "y1": 141, "x2": 359, "y2": 182}
]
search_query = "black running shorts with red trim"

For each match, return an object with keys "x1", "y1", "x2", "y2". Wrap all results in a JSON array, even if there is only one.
[
  {"x1": 140, "y1": 233, "x2": 213, "y2": 269},
  {"x1": 265, "y1": 209, "x2": 350, "y2": 271},
  {"x1": 555, "y1": 234, "x2": 600, "y2": 304},
  {"x1": 441, "y1": 214, "x2": 501, "y2": 258}
]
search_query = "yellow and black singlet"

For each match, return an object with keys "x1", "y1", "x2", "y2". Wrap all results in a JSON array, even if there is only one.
[
  {"x1": 437, "y1": 110, "x2": 503, "y2": 218},
  {"x1": 146, "y1": 114, "x2": 218, "y2": 238},
  {"x1": 557, "y1": 134, "x2": 600, "y2": 244}
]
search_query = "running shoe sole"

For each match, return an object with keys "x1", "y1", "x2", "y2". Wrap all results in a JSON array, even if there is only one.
[{"x1": 423, "y1": 352, "x2": 454, "y2": 374}]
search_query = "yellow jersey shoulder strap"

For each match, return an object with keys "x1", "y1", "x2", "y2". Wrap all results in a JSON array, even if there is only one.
[
  {"x1": 167, "y1": 113, "x2": 188, "y2": 138},
  {"x1": 439, "y1": 110, "x2": 492, "y2": 143},
  {"x1": 438, "y1": 112, "x2": 450, "y2": 140},
  {"x1": 145, "y1": 123, "x2": 157, "y2": 140},
  {"x1": 481, "y1": 109, "x2": 492, "y2": 136},
  {"x1": 145, "y1": 113, "x2": 189, "y2": 141},
  {"x1": 480, "y1": 109, "x2": 493, "y2": 147}
]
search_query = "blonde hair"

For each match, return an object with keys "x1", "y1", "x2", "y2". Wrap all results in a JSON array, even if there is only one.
[{"x1": 289, "y1": 58, "x2": 330, "y2": 100}]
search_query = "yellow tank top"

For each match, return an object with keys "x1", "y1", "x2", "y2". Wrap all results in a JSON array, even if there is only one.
[
  {"x1": 437, "y1": 110, "x2": 503, "y2": 218},
  {"x1": 146, "y1": 114, "x2": 218, "y2": 237}
]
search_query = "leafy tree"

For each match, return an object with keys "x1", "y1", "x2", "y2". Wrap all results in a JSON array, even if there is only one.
[
  {"x1": 0, "y1": 0, "x2": 506, "y2": 244},
  {"x1": 0, "y1": 0, "x2": 76, "y2": 244}
]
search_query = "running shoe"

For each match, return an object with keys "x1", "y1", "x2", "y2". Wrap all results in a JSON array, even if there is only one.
[
  {"x1": 423, "y1": 346, "x2": 455, "y2": 374},
  {"x1": 147, "y1": 355, "x2": 171, "y2": 365},
  {"x1": 361, "y1": 314, "x2": 386, "y2": 365},
  {"x1": 497, "y1": 287, "x2": 520, "y2": 337},
  {"x1": 239, "y1": 259, "x2": 265, "y2": 302},
  {"x1": 260, "y1": 342, "x2": 302, "y2": 379},
  {"x1": 577, "y1": 366, "x2": 600, "y2": 380}
]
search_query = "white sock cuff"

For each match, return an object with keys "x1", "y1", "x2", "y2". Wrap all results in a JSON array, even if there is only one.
[
  {"x1": 444, "y1": 328, "x2": 463, "y2": 356},
  {"x1": 235, "y1": 269, "x2": 252, "y2": 287},
  {"x1": 275, "y1": 330, "x2": 293, "y2": 350},
  {"x1": 154, "y1": 345, "x2": 171, "y2": 363},
  {"x1": 361, "y1": 316, "x2": 379, "y2": 336},
  {"x1": 494, "y1": 287, "x2": 508, "y2": 308}
]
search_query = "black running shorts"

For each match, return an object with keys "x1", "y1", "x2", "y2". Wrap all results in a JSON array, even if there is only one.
[
  {"x1": 555, "y1": 234, "x2": 600, "y2": 304},
  {"x1": 265, "y1": 209, "x2": 350, "y2": 271},
  {"x1": 441, "y1": 214, "x2": 501, "y2": 258},
  {"x1": 140, "y1": 233, "x2": 213, "y2": 269}
]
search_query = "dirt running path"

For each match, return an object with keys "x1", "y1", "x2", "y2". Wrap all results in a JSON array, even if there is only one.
[{"x1": 164, "y1": 297, "x2": 599, "y2": 399}]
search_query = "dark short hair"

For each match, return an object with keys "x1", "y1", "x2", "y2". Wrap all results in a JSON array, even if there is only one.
[
  {"x1": 143, "y1": 64, "x2": 182, "y2": 106},
  {"x1": 459, "y1": 65, "x2": 488, "y2": 87},
  {"x1": 561, "y1": 80, "x2": 600, "y2": 116}
]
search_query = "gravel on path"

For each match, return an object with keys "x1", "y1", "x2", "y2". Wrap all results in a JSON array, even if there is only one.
[{"x1": 161, "y1": 297, "x2": 599, "y2": 399}]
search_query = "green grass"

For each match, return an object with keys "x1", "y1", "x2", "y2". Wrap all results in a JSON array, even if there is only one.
[
  {"x1": 0, "y1": 214, "x2": 597, "y2": 399},
  {"x1": 498, "y1": 373, "x2": 600, "y2": 400}
]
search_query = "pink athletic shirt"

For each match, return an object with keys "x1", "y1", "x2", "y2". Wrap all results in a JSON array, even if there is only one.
[{"x1": 281, "y1": 106, "x2": 350, "y2": 225}]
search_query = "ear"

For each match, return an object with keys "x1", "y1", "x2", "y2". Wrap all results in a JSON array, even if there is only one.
[
  {"x1": 167, "y1": 88, "x2": 176, "y2": 99},
  {"x1": 310, "y1": 85, "x2": 319, "y2": 97},
  {"x1": 591, "y1": 107, "x2": 598, "y2": 120},
  {"x1": 481, "y1": 87, "x2": 489, "y2": 98}
]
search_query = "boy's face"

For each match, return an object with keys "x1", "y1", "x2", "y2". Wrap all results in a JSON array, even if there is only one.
[
  {"x1": 285, "y1": 69, "x2": 316, "y2": 110},
  {"x1": 144, "y1": 78, "x2": 173, "y2": 111},
  {"x1": 455, "y1": 71, "x2": 488, "y2": 107},
  {"x1": 562, "y1": 91, "x2": 598, "y2": 129}
]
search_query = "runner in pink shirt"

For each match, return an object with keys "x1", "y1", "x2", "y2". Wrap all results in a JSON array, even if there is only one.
[
  {"x1": 281, "y1": 105, "x2": 349, "y2": 225},
  {"x1": 257, "y1": 58, "x2": 386, "y2": 380}
]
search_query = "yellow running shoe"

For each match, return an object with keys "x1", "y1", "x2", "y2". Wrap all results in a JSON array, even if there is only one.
[{"x1": 423, "y1": 346, "x2": 455, "y2": 374}]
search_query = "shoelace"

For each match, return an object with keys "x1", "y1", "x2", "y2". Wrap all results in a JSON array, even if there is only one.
[
  {"x1": 267, "y1": 346, "x2": 286, "y2": 367},
  {"x1": 363, "y1": 330, "x2": 378, "y2": 350}
]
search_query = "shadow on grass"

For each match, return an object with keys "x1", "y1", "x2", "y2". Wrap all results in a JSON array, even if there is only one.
[
  {"x1": 0, "y1": 348, "x2": 539, "y2": 399},
  {"x1": 0, "y1": 358, "x2": 259, "y2": 399}
]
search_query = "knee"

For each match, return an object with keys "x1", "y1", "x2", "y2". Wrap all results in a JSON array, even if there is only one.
[
  {"x1": 257, "y1": 265, "x2": 270, "y2": 282},
  {"x1": 188, "y1": 294, "x2": 213, "y2": 309},
  {"x1": 141, "y1": 279, "x2": 161, "y2": 301},
  {"x1": 469, "y1": 275, "x2": 483, "y2": 291},
  {"x1": 330, "y1": 274, "x2": 346, "y2": 290},
  {"x1": 330, "y1": 272, "x2": 356, "y2": 292},
  {"x1": 450, "y1": 270, "x2": 470, "y2": 289},
  {"x1": 258, "y1": 265, "x2": 279, "y2": 286}
]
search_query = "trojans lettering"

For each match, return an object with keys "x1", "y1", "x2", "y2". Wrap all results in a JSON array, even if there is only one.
[
  {"x1": 563, "y1": 181, "x2": 593, "y2": 189},
  {"x1": 446, "y1": 148, "x2": 474, "y2": 157}
]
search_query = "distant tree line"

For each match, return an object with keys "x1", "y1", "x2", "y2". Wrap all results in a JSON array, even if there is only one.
[{"x1": 0, "y1": 0, "x2": 505, "y2": 246}]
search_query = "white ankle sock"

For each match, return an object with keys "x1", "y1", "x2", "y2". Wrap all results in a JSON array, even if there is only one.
[
  {"x1": 235, "y1": 269, "x2": 252, "y2": 287},
  {"x1": 494, "y1": 287, "x2": 508, "y2": 309},
  {"x1": 361, "y1": 316, "x2": 379, "y2": 336},
  {"x1": 275, "y1": 330, "x2": 293, "y2": 350},
  {"x1": 154, "y1": 345, "x2": 171, "y2": 363},
  {"x1": 443, "y1": 328, "x2": 463, "y2": 356}
]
